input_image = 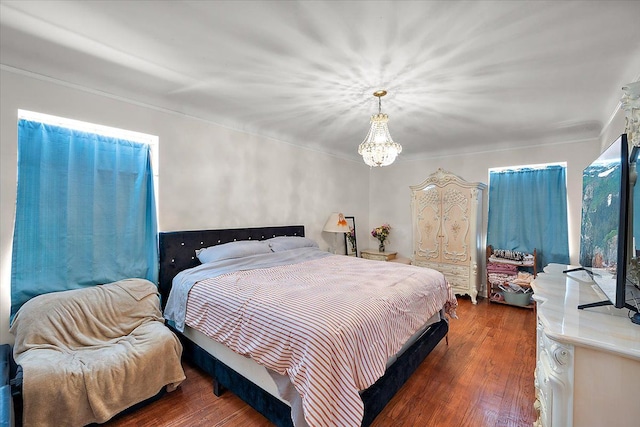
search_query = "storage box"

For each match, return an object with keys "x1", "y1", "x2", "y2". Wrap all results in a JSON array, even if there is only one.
[{"x1": 503, "y1": 291, "x2": 532, "y2": 306}]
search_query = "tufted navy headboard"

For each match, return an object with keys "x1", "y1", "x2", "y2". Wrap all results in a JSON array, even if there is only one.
[{"x1": 158, "y1": 225, "x2": 305, "y2": 308}]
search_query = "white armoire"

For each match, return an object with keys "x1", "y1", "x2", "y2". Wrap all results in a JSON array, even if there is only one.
[{"x1": 410, "y1": 168, "x2": 486, "y2": 304}]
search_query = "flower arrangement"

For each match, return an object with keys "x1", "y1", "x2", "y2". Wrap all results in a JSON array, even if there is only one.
[{"x1": 371, "y1": 223, "x2": 391, "y2": 252}]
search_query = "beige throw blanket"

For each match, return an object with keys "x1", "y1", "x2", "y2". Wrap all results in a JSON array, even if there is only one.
[{"x1": 10, "y1": 278, "x2": 185, "y2": 427}]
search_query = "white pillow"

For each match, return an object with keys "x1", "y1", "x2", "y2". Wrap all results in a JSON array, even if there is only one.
[
  {"x1": 196, "y1": 240, "x2": 271, "y2": 264},
  {"x1": 267, "y1": 236, "x2": 319, "y2": 252}
]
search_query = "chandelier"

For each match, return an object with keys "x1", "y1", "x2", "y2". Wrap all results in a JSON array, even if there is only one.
[{"x1": 358, "y1": 90, "x2": 402, "y2": 167}]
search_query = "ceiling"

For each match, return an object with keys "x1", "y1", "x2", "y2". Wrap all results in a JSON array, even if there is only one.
[{"x1": 1, "y1": 1, "x2": 639, "y2": 162}]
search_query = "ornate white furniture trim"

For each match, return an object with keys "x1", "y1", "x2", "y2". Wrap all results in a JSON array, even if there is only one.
[
  {"x1": 622, "y1": 81, "x2": 640, "y2": 148},
  {"x1": 531, "y1": 264, "x2": 640, "y2": 427},
  {"x1": 410, "y1": 168, "x2": 486, "y2": 304}
]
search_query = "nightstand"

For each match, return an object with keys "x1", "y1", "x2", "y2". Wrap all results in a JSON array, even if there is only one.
[{"x1": 361, "y1": 249, "x2": 397, "y2": 262}]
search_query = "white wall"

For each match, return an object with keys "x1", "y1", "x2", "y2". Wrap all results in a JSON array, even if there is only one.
[
  {"x1": 0, "y1": 69, "x2": 371, "y2": 344},
  {"x1": 366, "y1": 137, "x2": 608, "y2": 269}
]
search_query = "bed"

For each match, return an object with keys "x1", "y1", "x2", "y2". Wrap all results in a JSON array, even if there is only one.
[{"x1": 159, "y1": 225, "x2": 456, "y2": 427}]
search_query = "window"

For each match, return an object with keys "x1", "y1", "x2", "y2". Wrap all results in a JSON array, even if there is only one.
[
  {"x1": 487, "y1": 163, "x2": 570, "y2": 269},
  {"x1": 11, "y1": 111, "x2": 159, "y2": 317}
]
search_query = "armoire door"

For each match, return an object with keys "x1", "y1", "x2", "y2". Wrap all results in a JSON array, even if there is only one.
[
  {"x1": 441, "y1": 186, "x2": 471, "y2": 266},
  {"x1": 414, "y1": 185, "x2": 442, "y2": 263}
]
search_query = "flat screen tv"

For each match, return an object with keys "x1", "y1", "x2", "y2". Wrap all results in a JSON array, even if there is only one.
[{"x1": 573, "y1": 134, "x2": 638, "y2": 312}]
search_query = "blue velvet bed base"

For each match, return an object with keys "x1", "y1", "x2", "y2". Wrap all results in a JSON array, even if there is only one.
[
  {"x1": 177, "y1": 318, "x2": 448, "y2": 427},
  {"x1": 179, "y1": 337, "x2": 296, "y2": 427},
  {"x1": 361, "y1": 318, "x2": 448, "y2": 426}
]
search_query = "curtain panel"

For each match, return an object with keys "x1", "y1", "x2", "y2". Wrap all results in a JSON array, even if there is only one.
[
  {"x1": 634, "y1": 180, "x2": 640, "y2": 252},
  {"x1": 11, "y1": 120, "x2": 158, "y2": 318},
  {"x1": 487, "y1": 165, "x2": 570, "y2": 270}
]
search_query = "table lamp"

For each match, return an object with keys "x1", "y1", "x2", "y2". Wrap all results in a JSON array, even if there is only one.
[{"x1": 323, "y1": 212, "x2": 349, "y2": 254}]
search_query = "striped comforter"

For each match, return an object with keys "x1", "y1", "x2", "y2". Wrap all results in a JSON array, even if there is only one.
[{"x1": 184, "y1": 252, "x2": 457, "y2": 427}]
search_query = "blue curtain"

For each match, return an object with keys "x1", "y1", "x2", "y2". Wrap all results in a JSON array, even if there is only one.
[
  {"x1": 634, "y1": 179, "x2": 640, "y2": 255},
  {"x1": 487, "y1": 165, "x2": 569, "y2": 270},
  {"x1": 11, "y1": 120, "x2": 158, "y2": 317}
]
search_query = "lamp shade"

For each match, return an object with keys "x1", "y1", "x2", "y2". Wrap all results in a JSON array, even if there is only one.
[{"x1": 323, "y1": 212, "x2": 349, "y2": 233}]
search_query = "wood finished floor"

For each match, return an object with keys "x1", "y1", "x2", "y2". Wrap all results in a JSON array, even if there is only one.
[{"x1": 105, "y1": 297, "x2": 537, "y2": 427}]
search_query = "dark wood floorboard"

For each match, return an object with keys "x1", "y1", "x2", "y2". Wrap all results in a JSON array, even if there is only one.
[{"x1": 104, "y1": 297, "x2": 537, "y2": 427}]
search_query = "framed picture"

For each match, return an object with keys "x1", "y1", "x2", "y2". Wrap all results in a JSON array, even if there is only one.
[{"x1": 344, "y1": 216, "x2": 358, "y2": 256}]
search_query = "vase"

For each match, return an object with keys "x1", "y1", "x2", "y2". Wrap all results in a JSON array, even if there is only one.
[{"x1": 378, "y1": 242, "x2": 385, "y2": 252}]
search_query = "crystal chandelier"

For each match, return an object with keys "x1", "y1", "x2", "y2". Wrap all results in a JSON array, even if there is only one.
[{"x1": 358, "y1": 90, "x2": 402, "y2": 167}]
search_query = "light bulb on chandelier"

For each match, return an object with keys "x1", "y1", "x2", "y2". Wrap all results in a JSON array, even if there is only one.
[{"x1": 358, "y1": 90, "x2": 402, "y2": 167}]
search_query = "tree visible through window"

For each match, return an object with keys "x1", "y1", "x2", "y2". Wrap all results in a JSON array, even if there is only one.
[{"x1": 10, "y1": 113, "x2": 159, "y2": 318}]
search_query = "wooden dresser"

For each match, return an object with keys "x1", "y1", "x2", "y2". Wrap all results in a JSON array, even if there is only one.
[
  {"x1": 531, "y1": 264, "x2": 640, "y2": 427},
  {"x1": 410, "y1": 168, "x2": 486, "y2": 304}
]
